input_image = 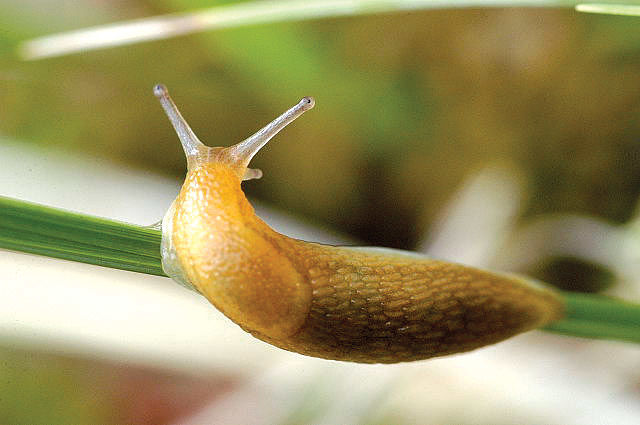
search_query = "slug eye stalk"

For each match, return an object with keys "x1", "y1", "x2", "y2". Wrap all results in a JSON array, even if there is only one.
[
  {"x1": 226, "y1": 96, "x2": 315, "y2": 170},
  {"x1": 155, "y1": 83, "x2": 314, "y2": 180},
  {"x1": 154, "y1": 84, "x2": 206, "y2": 168}
]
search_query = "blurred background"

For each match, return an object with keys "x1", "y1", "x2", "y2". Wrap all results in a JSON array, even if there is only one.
[{"x1": 1, "y1": 1, "x2": 640, "y2": 424}]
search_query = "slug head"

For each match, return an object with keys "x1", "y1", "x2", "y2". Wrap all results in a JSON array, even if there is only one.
[
  {"x1": 155, "y1": 84, "x2": 315, "y2": 338},
  {"x1": 153, "y1": 84, "x2": 314, "y2": 180}
]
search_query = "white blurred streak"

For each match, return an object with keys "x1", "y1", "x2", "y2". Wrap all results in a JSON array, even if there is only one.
[
  {"x1": 313, "y1": 365, "x2": 396, "y2": 425},
  {"x1": 576, "y1": 3, "x2": 640, "y2": 16},
  {"x1": 175, "y1": 359, "x2": 396, "y2": 425},
  {"x1": 623, "y1": 198, "x2": 640, "y2": 285},
  {"x1": 497, "y1": 214, "x2": 640, "y2": 299},
  {"x1": 384, "y1": 335, "x2": 640, "y2": 425},
  {"x1": 0, "y1": 250, "x2": 285, "y2": 376},
  {"x1": 19, "y1": 0, "x2": 560, "y2": 60},
  {"x1": 174, "y1": 359, "x2": 314, "y2": 425},
  {"x1": 0, "y1": 139, "x2": 176, "y2": 225},
  {"x1": 494, "y1": 214, "x2": 625, "y2": 272},
  {"x1": 420, "y1": 163, "x2": 525, "y2": 267},
  {"x1": 175, "y1": 334, "x2": 640, "y2": 425},
  {"x1": 417, "y1": 161, "x2": 640, "y2": 299}
]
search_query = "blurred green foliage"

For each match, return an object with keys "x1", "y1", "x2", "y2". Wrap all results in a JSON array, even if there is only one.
[{"x1": 0, "y1": 345, "x2": 233, "y2": 425}]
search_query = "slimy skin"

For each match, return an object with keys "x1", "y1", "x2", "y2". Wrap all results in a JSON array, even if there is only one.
[{"x1": 155, "y1": 85, "x2": 564, "y2": 363}]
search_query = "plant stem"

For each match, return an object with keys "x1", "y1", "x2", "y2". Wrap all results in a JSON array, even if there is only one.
[
  {"x1": 544, "y1": 292, "x2": 640, "y2": 343},
  {"x1": 0, "y1": 196, "x2": 164, "y2": 276},
  {"x1": 1, "y1": 196, "x2": 638, "y2": 343},
  {"x1": 19, "y1": 0, "x2": 577, "y2": 60}
]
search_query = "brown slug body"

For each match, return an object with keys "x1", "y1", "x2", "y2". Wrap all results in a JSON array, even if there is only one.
[{"x1": 155, "y1": 84, "x2": 564, "y2": 363}]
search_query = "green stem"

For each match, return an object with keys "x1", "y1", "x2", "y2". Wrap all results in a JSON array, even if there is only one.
[
  {"x1": 544, "y1": 292, "x2": 640, "y2": 343},
  {"x1": 0, "y1": 196, "x2": 164, "y2": 276},
  {"x1": 1, "y1": 196, "x2": 638, "y2": 343}
]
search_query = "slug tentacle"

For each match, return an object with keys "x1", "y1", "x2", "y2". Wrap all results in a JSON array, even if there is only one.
[
  {"x1": 224, "y1": 96, "x2": 315, "y2": 173},
  {"x1": 156, "y1": 85, "x2": 565, "y2": 364},
  {"x1": 154, "y1": 84, "x2": 213, "y2": 170},
  {"x1": 155, "y1": 83, "x2": 314, "y2": 180}
]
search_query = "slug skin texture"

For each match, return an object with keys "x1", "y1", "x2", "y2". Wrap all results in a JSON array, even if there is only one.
[{"x1": 157, "y1": 85, "x2": 565, "y2": 363}]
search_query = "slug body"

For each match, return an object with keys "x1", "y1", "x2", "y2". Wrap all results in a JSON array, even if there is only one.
[{"x1": 156, "y1": 85, "x2": 564, "y2": 363}]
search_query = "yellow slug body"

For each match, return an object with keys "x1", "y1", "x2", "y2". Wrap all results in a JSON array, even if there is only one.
[
  {"x1": 170, "y1": 162, "x2": 312, "y2": 340},
  {"x1": 155, "y1": 85, "x2": 564, "y2": 363}
]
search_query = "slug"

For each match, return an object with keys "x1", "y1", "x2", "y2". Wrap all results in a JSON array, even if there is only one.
[{"x1": 155, "y1": 84, "x2": 564, "y2": 363}]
